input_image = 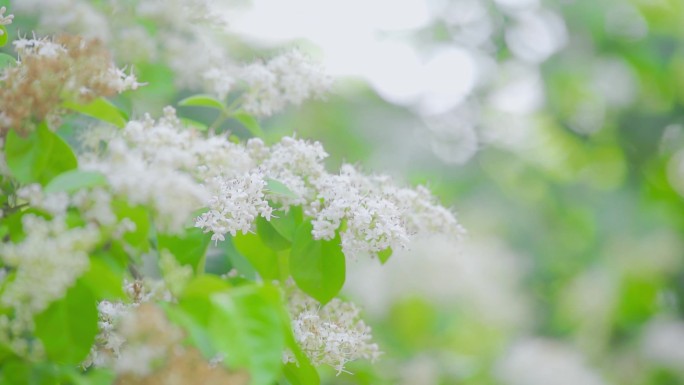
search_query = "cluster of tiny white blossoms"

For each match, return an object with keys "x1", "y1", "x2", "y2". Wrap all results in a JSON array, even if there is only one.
[
  {"x1": 0, "y1": 215, "x2": 100, "y2": 357},
  {"x1": 83, "y1": 107, "x2": 462, "y2": 258},
  {"x1": 241, "y1": 49, "x2": 333, "y2": 117},
  {"x1": 285, "y1": 288, "x2": 380, "y2": 373},
  {"x1": 197, "y1": 172, "x2": 273, "y2": 244},
  {"x1": 208, "y1": 135, "x2": 464, "y2": 259},
  {"x1": 0, "y1": 6, "x2": 14, "y2": 34}
]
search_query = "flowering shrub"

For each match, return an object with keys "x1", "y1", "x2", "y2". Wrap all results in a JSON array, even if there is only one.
[{"x1": 0, "y1": 8, "x2": 463, "y2": 385}]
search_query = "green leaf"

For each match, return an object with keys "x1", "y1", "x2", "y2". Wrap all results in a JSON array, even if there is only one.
[
  {"x1": 232, "y1": 232, "x2": 280, "y2": 280},
  {"x1": 66, "y1": 367, "x2": 116, "y2": 385},
  {"x1": 169, "y1": 276, "x2": 232, "y2": 358},
  {"x1": 269, "y1": 206, "x2": 303, "y2": 242},
  {"x1": 34, "y1": 280, "x2": 98, "y2": 365},
  {"x1": 283, "y1": 362, "x2": 320, "y2": 385},
  {"x1": 180, "y1": 117, "x2": 208, "y2": 131},
  {"x1": 178, "y1": 94, "x2": 225, "y2": 110},
  {"x1": 112, "y1": 200, "x2": 151, "y2": 252},
  {"x1": 157, "y1": 227, "x2": 212, "y2": 274},
  {"x1": 290, "y1": 222, "x2": 345, "y2": 304},
  {"x1": 0, "y1": 26, "x2": 7, "y2": 48},
  {"x1": 378, "y1": 247, "x2": 392, "y2": 264},
  {"x1": 0, "y1": 52, "x2": 15, "y2": 69},
  {"x1": 234, "y1": 111, "x2": 264, "y2": 138},
  {"x1": 257, "y1": 216, "x2": 291, "y2": 251},
  {"x1": 63, "y1": 98, "x2": 127, "y2": 128},
  {"x1": 44, "y1": 170, "x2": 108, "y2": 194},
  {"x1": 209, "y1": 286, "x2": 286, "y2": 385},
  {"x1": 266, "y1": 178, "x2": 299, "y2": 200},
  {"x1": 5, "y1": 122, "x2": 78, "y2": 185},
  {"x1": 80, "y1": 254, "x2": 126, "y2": 301}
]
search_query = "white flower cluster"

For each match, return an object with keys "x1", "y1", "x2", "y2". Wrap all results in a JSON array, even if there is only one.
[
  {"x1": 12, "y1": 37, "x2": 66, "y2": 58},
  {"x1": 0, "y1": 215, "x2": 99, "y2": 314},
  {"x1": 241, "y1": 50, "x2": 332, "y2": 117},
  {"x1": 286, "y1": 289, "x2": 380, "y2": 373},
  {"x1": 204, "y1": 139, "x2": 463, "y2": 259},
  {"x1": 197, "y1": 172, "x2": 272, "y2": 244},
  {"x1": 641, "y1": 317, "x2": 684, "y2": 372},
  {"x1": 0, "y1": 215, "x2": 99, "y2": 357},
  {"x1": 0, "y1": 7, "x2": 13, "y2": 34},
  {"x1": 495, "y1": 338, "x2": 608, "y2": 385},
  {"x1": 82, "y1": 107, "x2": 269, "y2": 234},
  {"x1": 80, "y1": 107, "x2": 461, "y2": 257}
]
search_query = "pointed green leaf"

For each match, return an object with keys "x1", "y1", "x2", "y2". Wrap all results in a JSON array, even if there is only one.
[
  {"x1": 34, "y1": 281, "x2": 98, "y2": 364},
  {"x1": 290, "y1": 222, "x2": 345, "y2": 304},
  {"x1": 44, "y1": 170, "x2": 108, "y2": 194},
  {"x1": 63, "y1": 98, "x2": 127, "y2": 128},
  {"x1": 178, "y1": 94, "x2": 225, "y2": 110},
  {"x1": 234, "y1": 111, "x2": 264, "y2": 138},
  {"x1": 257, "y1": 216, "x2": 291, "y2": 251},
  {"x1": 209, "y1": 286, "x2": 286, "y2": 385},
  {"x1": 233, "y1": 232, "x2": 280, "y2": 280},
  {"x1": 157, "y1": 227, "x2": 212, "y2": 274},
  {"x1": 5, "y1": 122, "x2": 78, "y2": 185},
  {"x1": 180, "y1": 117, "x2": 208, "y2": 131},
  {"x1": 266, "y1": 178, "x2": 299, "y2": 200},
  {"x1": 269, "y1": 206, "x2": 303, "y2": 242},
  {"x1": 0, "y1": 26, "x2": 7, "y2": 47},
  {"x1": 378, "y1": 247, "x2": 392, "y2": 264}
]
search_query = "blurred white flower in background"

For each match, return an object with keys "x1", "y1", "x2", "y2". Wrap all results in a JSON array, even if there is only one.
[
  {"x1": 495, "y1": 338, "x2": 610, "y2": 385},
  {"x1": 345, "y1": 235, "x2": 531, "y2": 330},
  {"x1": 641, "y1": 317, "x2": 684, "y2": 373}
]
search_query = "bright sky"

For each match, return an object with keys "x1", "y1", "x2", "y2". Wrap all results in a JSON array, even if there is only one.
[{"x1": 228, "y1": 0, "x2": 480, "y2": 115}]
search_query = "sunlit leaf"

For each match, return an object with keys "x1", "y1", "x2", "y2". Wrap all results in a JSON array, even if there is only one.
[
  {"x1": 34, "y1": 281, "x2": 98, "y2": 364},
  {"x1": 178, "y1": 94, "x2": 225, "y2": 110},
  {"x1": 5, "y1": 122, "x2": 78, "y2": 185},
  {"x1": 44, "y1": 170, "x2": 108, "y2": 194},
  {"x1": 209, "y1": 286, "x2": 285, "y2": 385},
  {"x1": 0, "y1": 26, "x2": 8, "y2": 47},
  {"x1": 63, "y1": 98, "x2": 127, "y2": 128},
  {"x1": 266, "y1": 178, "x2": 299, "y2": 200},
  {"x1": 290, "y1": 221, "x2": 345, "y2": 304},
  {"x1": 234, "y1": 111, "x2": 264, "y2": 138},
  {"x1": 157, "y1": 227, "x2": 212, "y2": 274}
]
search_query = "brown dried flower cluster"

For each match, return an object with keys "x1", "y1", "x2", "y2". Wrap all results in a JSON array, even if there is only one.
[
  {"x1": 113, "y1": 304, "x2": 250, "y2": 385},
  {"x1": 0, "y1": 35, "x2": 139, "y2": 137}
]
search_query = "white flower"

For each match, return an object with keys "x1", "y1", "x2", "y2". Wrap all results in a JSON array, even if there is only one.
[
  {"x1": 495, "y1": 338, "x2": 609, "y2": 385},
  {"x1": 0, "y1": 215, "x2": 99, "y2": 357},
  {"x1": 642, "y1": 317, "x2": 684, "y2": 372},
  {"x1": 13, "y1": 37, "x2": 66, "y2": 58},
  {"x1": 0, "y1": 215, "x2": 99, "y2": 314},
  {"x1": 286, "y1": 288, "x2": 380, "y2": 373},
  {"x1": 203, "y1": 66, "x2": 235, "y2": 100},
  {"x1": 0, "y1": 6, "x2": 14, "y2": 34},
  {"x1": 241, "y1": 49, "x2": 332, "y2": 117},
  {"x1": 196, "y1": 171, "x2": 272, "y2": 243}
]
